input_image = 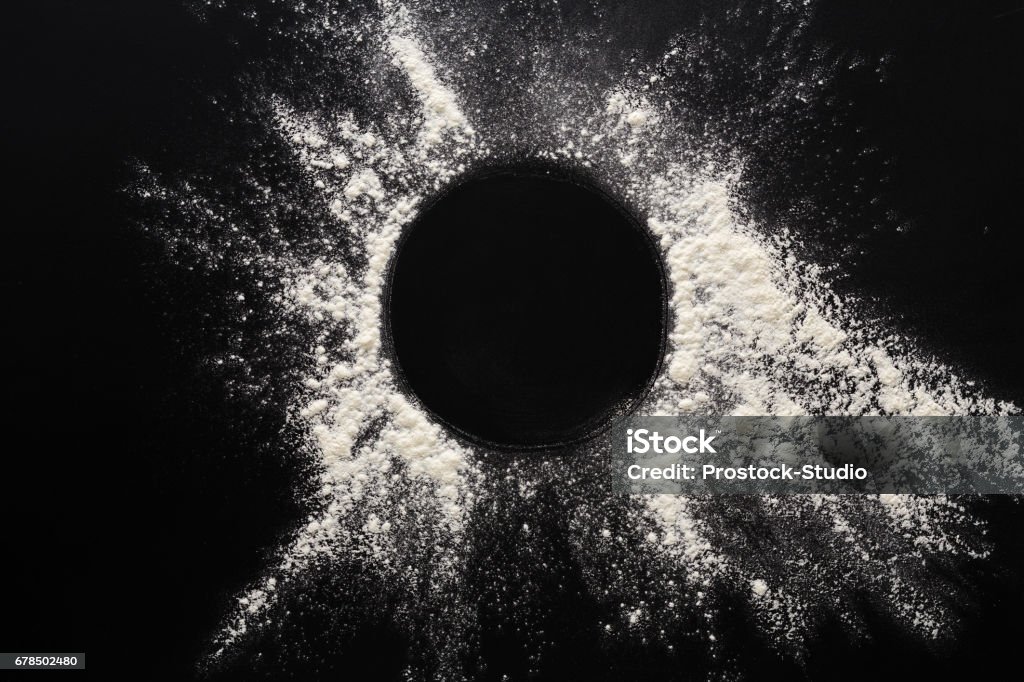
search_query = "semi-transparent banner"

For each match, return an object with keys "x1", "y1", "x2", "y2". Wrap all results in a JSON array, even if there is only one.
[{"x1": 609, "y1": 417, "x2": 1024, "y2": 494}]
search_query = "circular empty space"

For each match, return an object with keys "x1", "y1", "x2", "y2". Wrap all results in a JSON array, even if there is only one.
[{"x1": 386, "y1": 169, "x2": 665, "y2": 448}]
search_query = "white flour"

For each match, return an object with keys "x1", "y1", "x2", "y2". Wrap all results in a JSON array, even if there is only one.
[{"x1": 136, "y1": 0, "x2": 1017, "y2": 675}]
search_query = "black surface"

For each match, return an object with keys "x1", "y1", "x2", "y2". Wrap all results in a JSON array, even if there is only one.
[
  {"x1": 387, "y1": 170, "x2": 665, "y2": 448},
  {"x1": 3, "y1": 1, "x2": 1023, "y2": 680}
]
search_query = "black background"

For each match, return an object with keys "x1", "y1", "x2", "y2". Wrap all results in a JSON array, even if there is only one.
[{"x1": 2, "y1": 0, "x2": 1023, "y2": 679}]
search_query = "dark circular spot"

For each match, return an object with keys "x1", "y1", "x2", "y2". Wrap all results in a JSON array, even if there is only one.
[{"x1": 386, "y1": 169, "x2": 665, "y2": 449}]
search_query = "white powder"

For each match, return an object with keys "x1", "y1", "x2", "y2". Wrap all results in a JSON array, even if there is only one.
[
  {"x1": 204, "y1": 5, "x2": 483, "y2": 663},
  {"x1": 342, "y1": 169, "x2": 384, "y2": 202},
  {"x1": 137, "y1": 0, "x2": 1018, "y2": 675},
  {"x1": 384, "y1": 1, "x2": 471, "y2": 151},
  {"x1": 606, "y1": 89, "x2": 656, "y2": 131}
]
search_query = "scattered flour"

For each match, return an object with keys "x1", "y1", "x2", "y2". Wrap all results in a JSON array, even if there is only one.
[{"x1": 134, "y1": 0, "x2": 1018, "y2": 675}]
